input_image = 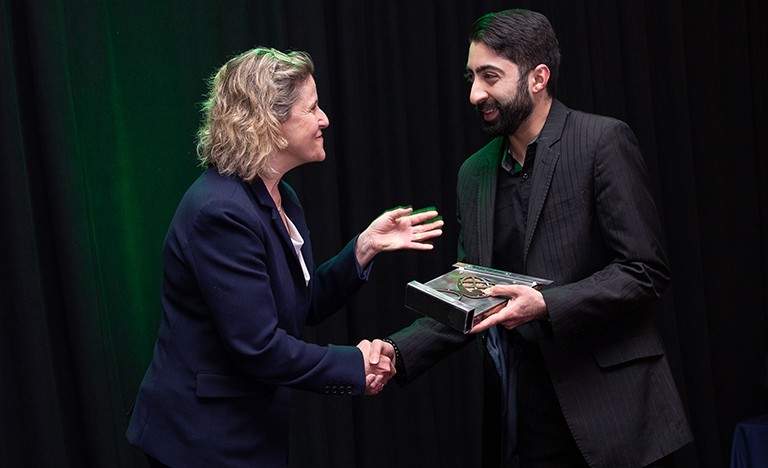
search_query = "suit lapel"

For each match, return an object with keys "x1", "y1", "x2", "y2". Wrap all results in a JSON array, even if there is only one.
[
  {"x1": 524, "y1": 100, "x2": 568, "y2": 264},
  {"x1": 244, "y1": 179, "x2": 306, "y2": 273},
  {"x1": 473, "y1": 138, "x2": 504, "y2": 266}
]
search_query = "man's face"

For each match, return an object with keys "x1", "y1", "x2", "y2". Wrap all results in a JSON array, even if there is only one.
[{"x1": 465, "y1": 41, "x2": 533, "y2": 137}]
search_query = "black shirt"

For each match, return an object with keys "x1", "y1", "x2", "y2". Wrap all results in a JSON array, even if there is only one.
[{"x1": 492, "y1": 141, "x2": 537, "y2": 273}]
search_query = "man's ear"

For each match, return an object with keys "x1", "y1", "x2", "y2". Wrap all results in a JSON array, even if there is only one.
[{"x1": 530, "y1": 64, "x2": 550, "y2": 94}]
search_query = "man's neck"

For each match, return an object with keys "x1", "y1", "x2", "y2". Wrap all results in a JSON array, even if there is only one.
[{"x1": 508, "y1": 97, "x2": 553, "y2": 165}]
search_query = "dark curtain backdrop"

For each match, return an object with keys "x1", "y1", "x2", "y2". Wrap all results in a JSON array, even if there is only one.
[{"x1": 2, "y1": 0, "x2": 766, "y2": 466}]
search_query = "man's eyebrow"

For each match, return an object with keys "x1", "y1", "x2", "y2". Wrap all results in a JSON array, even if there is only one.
[
  {"x1": 470, "y1": 64, "x2": 505, "y2": 75},
  {"x1": 464, "y1": 64, "x2": 505, "y2": 79}
]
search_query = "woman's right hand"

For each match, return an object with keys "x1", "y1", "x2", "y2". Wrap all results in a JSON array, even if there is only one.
[{"x1": 356, "y1": 339, "x2": 397, "y2": 395}]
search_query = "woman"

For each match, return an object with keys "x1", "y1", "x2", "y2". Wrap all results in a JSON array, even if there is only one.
[{"x1": 126, "y1": 47, "x2": 442, "y2": 467}]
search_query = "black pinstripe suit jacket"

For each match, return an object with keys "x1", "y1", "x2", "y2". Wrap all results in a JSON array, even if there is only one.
[{"x1": 390, "y1": 100, "x2": 693, "y2": 467}]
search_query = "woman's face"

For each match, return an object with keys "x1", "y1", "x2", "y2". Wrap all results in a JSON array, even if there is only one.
[{"x1": 280, "y1": 76, "x2": 329, "y2": 167}]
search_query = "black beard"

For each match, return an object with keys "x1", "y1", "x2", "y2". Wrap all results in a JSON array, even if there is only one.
[{"x1": 476, "y1": 80, "x2": 533, "y2": 136}]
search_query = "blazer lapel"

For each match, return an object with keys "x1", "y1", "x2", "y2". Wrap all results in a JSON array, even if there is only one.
[
  {"x1": 244, "y1": 179, "x2": 305, "y2": 271},
  {"x1": 524, "y1": 100, "x2": 568, "y2": 264},
  {"x1": 475, "y1": 138, "x2": 504, "y2": 266}
]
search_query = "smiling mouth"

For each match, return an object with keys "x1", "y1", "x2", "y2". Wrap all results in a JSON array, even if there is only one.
[
  {"x1": 477, "y1": 99, "x2": 498, "y2": 115},
  {"x1": 480, "y1": 107, "x2": 498, "y2": 121}
]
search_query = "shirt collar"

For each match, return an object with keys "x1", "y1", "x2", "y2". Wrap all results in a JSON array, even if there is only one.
[{"x1": 501, "y1": 135, "x2": 539, "y2": 174}]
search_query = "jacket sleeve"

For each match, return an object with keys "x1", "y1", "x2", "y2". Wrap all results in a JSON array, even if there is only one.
[
  {"x1": 388, "y1": 317, "x2": 475, "y2": 383},
  {"x1": 305, "y1": 235, "x2": 371, "y2": 326},
  {"x1": 185, "y1": 197, "x2": 366, "y2": 395}
]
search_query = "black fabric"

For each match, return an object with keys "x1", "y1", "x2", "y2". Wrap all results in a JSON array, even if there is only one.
[
  {"x1": 482, "y1": 345, "x2": 504, "y2": 468},
  {"x1": 145, "y1": 455, "x2": 170, "y2": 468},
  {"x1": 1, "y1": 1, "x2": 767, "y2": 467},
  {"x1": 493, "y1": 144, "x2": 537, "y2": 273},
  {"x1": 516, "y1": 342, "x2": 586, "y2": 467}
]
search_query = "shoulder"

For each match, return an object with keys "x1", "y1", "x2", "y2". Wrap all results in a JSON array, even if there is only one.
[
  {"x1": 175, "y1": 168, "x2": 264, "y2": 230},
  {"x1": 576, "y1": 111, "x2": 628, "y2": 134},
  {"x1": 185, "y1": 167, "x2": 248, "y2": 203},
  {"x1": 543, "y1": 104, "x2": 637, "y2": 161},
  {"x1": 459, "y1": 136, "x2": 505, "y2": 177},
  {"x1": 561, "y1": 105, "x2": 633, "y2": 141}
]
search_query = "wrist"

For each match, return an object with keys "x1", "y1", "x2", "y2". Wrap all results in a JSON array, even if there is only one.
[
  {"x1": 382, "y1": 338, "x2": 405, "y2": 379},
  {"x1": 355, "y1": 232, "x2": 378, "y2": 266}
]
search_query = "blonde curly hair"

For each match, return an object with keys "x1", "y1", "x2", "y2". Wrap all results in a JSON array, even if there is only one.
[{"x1": 196, "y1": 47, "x2": 315, "y2": 181}]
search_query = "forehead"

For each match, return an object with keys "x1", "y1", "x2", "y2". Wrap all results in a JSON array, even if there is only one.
[
  {"x1": 466, "y1": 41, "x2": 519, "y2": 74},
  {"x1": 296, "y1": 75, "x2": 318, "y2": 100}
]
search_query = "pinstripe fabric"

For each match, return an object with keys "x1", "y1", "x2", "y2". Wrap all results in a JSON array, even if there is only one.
[{"x1": 391, "y1": 100, "x2": 692, "y2": 467}]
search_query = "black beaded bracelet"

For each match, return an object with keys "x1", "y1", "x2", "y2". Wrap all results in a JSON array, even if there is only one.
[{"x1": 381, "y1": 337, "x2": 405, "y2": 378}]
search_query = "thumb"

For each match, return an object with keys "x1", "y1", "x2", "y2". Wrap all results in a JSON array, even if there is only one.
[{"x1": 368, "y1": 345, "x2": 380, "y2": 365}]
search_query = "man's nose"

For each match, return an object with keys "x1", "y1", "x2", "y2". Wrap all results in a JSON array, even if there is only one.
[{"x1": 469, "y1": 81, "x2": 488, "y2": 106}]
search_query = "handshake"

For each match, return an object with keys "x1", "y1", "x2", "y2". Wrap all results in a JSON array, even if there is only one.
[{"x1": 356, "y1": 339, "x2": 396, "y2": 396}]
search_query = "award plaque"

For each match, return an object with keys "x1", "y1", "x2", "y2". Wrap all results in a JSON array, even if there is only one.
[{"x1": 404, "y1": 262, "x2": 552, "y2": 333}]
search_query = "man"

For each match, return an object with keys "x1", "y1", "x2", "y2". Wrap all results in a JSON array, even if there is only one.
[{"x1": 374, "y1": 9, "x2": 693, "y2": 468}]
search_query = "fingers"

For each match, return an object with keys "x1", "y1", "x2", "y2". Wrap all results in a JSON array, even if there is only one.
[
  {"x1": 411, "y1": 219, "x2": 444, "y2": 238},
  {"x1": 386, "y1": 206, "x2": 440, "y2": 225},
  {"x1": 359, "y1": 339, "x2": 396, "y2": 387},
  {"x1": 365, "y1": 374, "x2": 385, "y2": 396},
  {"x1": 407, "y1": 215, "x2": 444, "y2": 250},
  {"x1": 417, "y1": 217, "x2": 445, "y2": 229},
  {"x1": 484, "y1": 284, "x2": 524, "y2": 297},
  {"x1": 356, "y1": 339, "x2": 372, "y2": 355},
  {"x1": 468, "y1": 286, "x2": 548, "y2": 333},
  {"x1": 406, "y1": 208, "x2": 441, "y2": 226},
  {"x1": 383, "y1": 206, "x2": 415, "y2": 220},
  {"x1": 370, "y1": 339, "x2": 393, "y2": 362},
  {"x1": 363, "y1": 367, "x2": 391, "y2": 396},
  {"x1": 406, "y1": 240, "x2": 437, "y2": 251},
  {"x1": 359, "y1": 206, "x2": 443, "y2": 258},
  {"x1": 360, "y1": 338, "x2": 398, "y2": 396},
  {"x1": 469, "y1": 313, "x2": 505, "y2": 334},
  {"x1": 368, "y1": 354, "x2": 394, "y2": 375},
  {"x1": 368, "y1": 343, "x2": 381, "y2": 365}
]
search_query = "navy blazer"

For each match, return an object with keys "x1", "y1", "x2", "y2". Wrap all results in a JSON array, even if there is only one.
[
  {"x1": 391, "y1": 101, "x2": 692, "y2": 466},
  {"x1": 127, "y1": 167, "x2": 369, "y2": 467}
]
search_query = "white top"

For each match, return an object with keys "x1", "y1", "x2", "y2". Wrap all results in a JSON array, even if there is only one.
[{"x1": 283, "y1": 213, "x2": 310, "y2": 285}]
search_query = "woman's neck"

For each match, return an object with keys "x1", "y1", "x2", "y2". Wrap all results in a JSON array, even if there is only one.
[{"x1": 262, "y1": 176, "x2": 282, "y2": 205}]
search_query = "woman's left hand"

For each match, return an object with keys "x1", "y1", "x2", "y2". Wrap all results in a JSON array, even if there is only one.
[{"x1": 355, "y1": 206, "x2": 443, "y2": 266}]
